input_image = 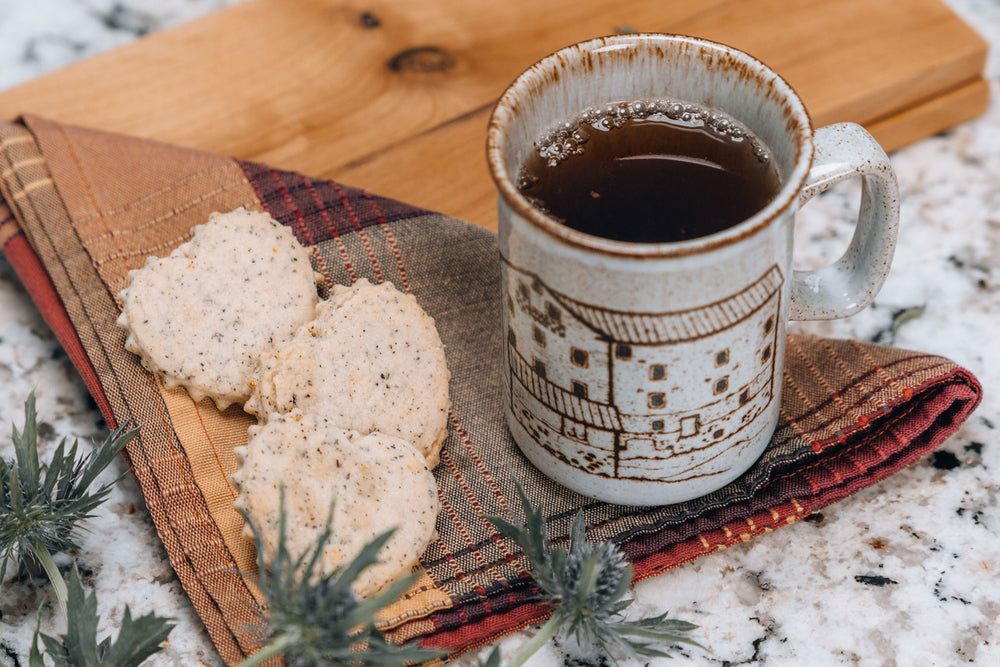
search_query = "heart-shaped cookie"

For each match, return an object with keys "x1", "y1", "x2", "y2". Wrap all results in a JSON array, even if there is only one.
[{"x1": 117, "y1": 208, "x2": 319, "y2": 410}]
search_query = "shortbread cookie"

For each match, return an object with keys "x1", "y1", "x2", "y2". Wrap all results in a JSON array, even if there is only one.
[
  {"x1": 118, "y1": 208, "x2": 318, "y2": 409},
  {"x1": 245, "y1": 279, "x2": 450, "y2": 465},
  {"x1": 231, "y1": 412, "x2": 440, "y2": 597}
]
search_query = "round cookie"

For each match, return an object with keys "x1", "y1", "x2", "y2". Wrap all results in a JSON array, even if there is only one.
[
  {"x1": 117, "y1": 208, "x2": 318, "y2": 410},
  {"x1": 231, "y1": 411, "x2": 440, "y2": 597},
  {"x1": 244, "y1": 279, "x2": 450, "y2": 466}
]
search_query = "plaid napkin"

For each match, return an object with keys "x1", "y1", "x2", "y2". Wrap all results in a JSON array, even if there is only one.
[{"x1": 0, "y1": 116, "x2": 982, "y2": 665}]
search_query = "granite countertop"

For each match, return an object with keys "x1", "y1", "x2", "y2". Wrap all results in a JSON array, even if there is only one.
[{"x1": 0, "y1": 1, "x2": 997, "y2": 665}]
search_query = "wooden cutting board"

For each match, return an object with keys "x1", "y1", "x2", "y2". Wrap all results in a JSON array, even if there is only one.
[{"x1": 0, "y1": 0, "x2": 987, "y2": 230}]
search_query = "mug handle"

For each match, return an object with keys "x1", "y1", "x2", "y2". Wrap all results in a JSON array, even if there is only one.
[{"x1": 789, "y1": 122, "x2": 900, "y2": 321}]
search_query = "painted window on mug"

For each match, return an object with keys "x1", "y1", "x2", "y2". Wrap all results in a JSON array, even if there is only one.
[
  {"x1": 533, "y1": 325, "x2": 546, "y2": 346},
  {"x1": 680, "y1": 415, "x2": 700, "y2": 438},
  {"x1": 546, "y1": 302, "x2": 561, "y2": 323}
]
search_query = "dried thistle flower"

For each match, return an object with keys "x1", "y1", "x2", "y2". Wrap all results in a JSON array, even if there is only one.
[
  {"x1": 487, "y1": 484, "x2": 702, "y2": 666},
  {"x1": 0, "y1": 391, "x2": 137, "y2": 617},
  {"x1": 238, "y1": 490, "x2": 443, "y2": 667}
]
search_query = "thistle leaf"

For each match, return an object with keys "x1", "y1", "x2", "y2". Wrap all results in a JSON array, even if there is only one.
[
  {"x1": 100, "y1": 604, "x2": 176, "y2": 667},
  {"x1": 478, "y1": 646, "x2": 502, "y2": 667},
  {"x1": 54, "y1": 565, "x2": 101, "y2": 667},
  {"x1": 485, "y1": 484, "x2": 561, "y2": 596},
  {"x1": 12, "y1": 392, "x2": 41, "y2": 498},
  {"x1": 28, "y1": 625, "x2": 47, "y2": 667},
  {"x1": 34, "y1": 564, "x2": 173, "y2": 667},
  {"x1": 41, "y1": 438, "x2": 68, "y2": 499}
]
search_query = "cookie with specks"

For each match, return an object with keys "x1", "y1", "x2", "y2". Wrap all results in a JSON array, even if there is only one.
[
  {"x1": 231, "y1": 411, "x2": 440, "y2": 597},
  {"x1": 117, "y1": 207, "x2": 318, "y2": 410},
  {"x1": 244, "y1": 278, "x2": 450, "y2": 466}
]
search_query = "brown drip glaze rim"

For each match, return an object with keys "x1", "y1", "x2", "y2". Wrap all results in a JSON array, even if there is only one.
[{"x1": 486, "y1": 33, "x2": 815, "y2": 259}]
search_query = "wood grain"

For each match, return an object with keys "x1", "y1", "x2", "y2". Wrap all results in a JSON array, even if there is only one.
[{"x1": 0, "y1": 0, "x2": 987, "y2": 230}]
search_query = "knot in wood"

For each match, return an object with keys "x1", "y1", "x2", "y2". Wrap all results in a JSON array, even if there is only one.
[{"x1": 387, "y1": 46, "x2": 457, "y2": 74}]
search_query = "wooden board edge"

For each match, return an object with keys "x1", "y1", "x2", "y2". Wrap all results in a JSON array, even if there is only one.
[
  {"x1": 332, "y1": 78, "x2": 993, "y2": 231},
  {"x1": 866, "y1": 78, "x2": 991, "y2": 154}
]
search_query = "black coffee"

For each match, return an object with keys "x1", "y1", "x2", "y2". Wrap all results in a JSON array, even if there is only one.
[{"x1": 517, "y1": 100, "x2": 781, "y2": 243}]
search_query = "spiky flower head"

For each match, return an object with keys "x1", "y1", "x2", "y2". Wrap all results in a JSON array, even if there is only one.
[
  {"x1": 488, "y1": 484, "x2": 701, "y2": 665},
  {"x1": 1, "y1": 392, "x2": 136, "y2": 616},
  {"x1": 238, "y1": 490, "x2": 442, "y2": 667}
]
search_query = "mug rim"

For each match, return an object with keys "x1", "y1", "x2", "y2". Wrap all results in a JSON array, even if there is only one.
[{"x1": 486, "y1": 33, "x2": 815, "y2": 258}]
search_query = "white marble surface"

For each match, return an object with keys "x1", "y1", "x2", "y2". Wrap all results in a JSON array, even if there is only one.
[{"x1": 0, "y1": 1, "x2": 997, "y2": 665}]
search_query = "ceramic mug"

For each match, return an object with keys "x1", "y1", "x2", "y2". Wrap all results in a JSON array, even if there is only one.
[{"x1": 486, "y1": 34, "x2": 899, "y2": 506}]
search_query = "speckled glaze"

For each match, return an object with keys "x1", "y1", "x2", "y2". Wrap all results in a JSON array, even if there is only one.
[{"x1": 487, "y1": 34, "x2": 899, "y2": 505}]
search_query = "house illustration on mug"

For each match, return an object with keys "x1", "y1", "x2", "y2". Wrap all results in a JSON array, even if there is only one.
[{"x1": 502, "y1": 261, "x2": 784, "y2": 484}]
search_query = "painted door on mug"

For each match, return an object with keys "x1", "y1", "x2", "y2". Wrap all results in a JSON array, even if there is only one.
[{"x1": 502, "y1": 261, "x2": 783, "y2": 483}]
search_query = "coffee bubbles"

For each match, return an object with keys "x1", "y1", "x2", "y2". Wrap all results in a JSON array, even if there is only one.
[
  {"x1": 527, "y1": 98, "x2": 770, "y2": 171},
  {"x1": 516, "y1": 98, "x2": 781, "y2": 244}
]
